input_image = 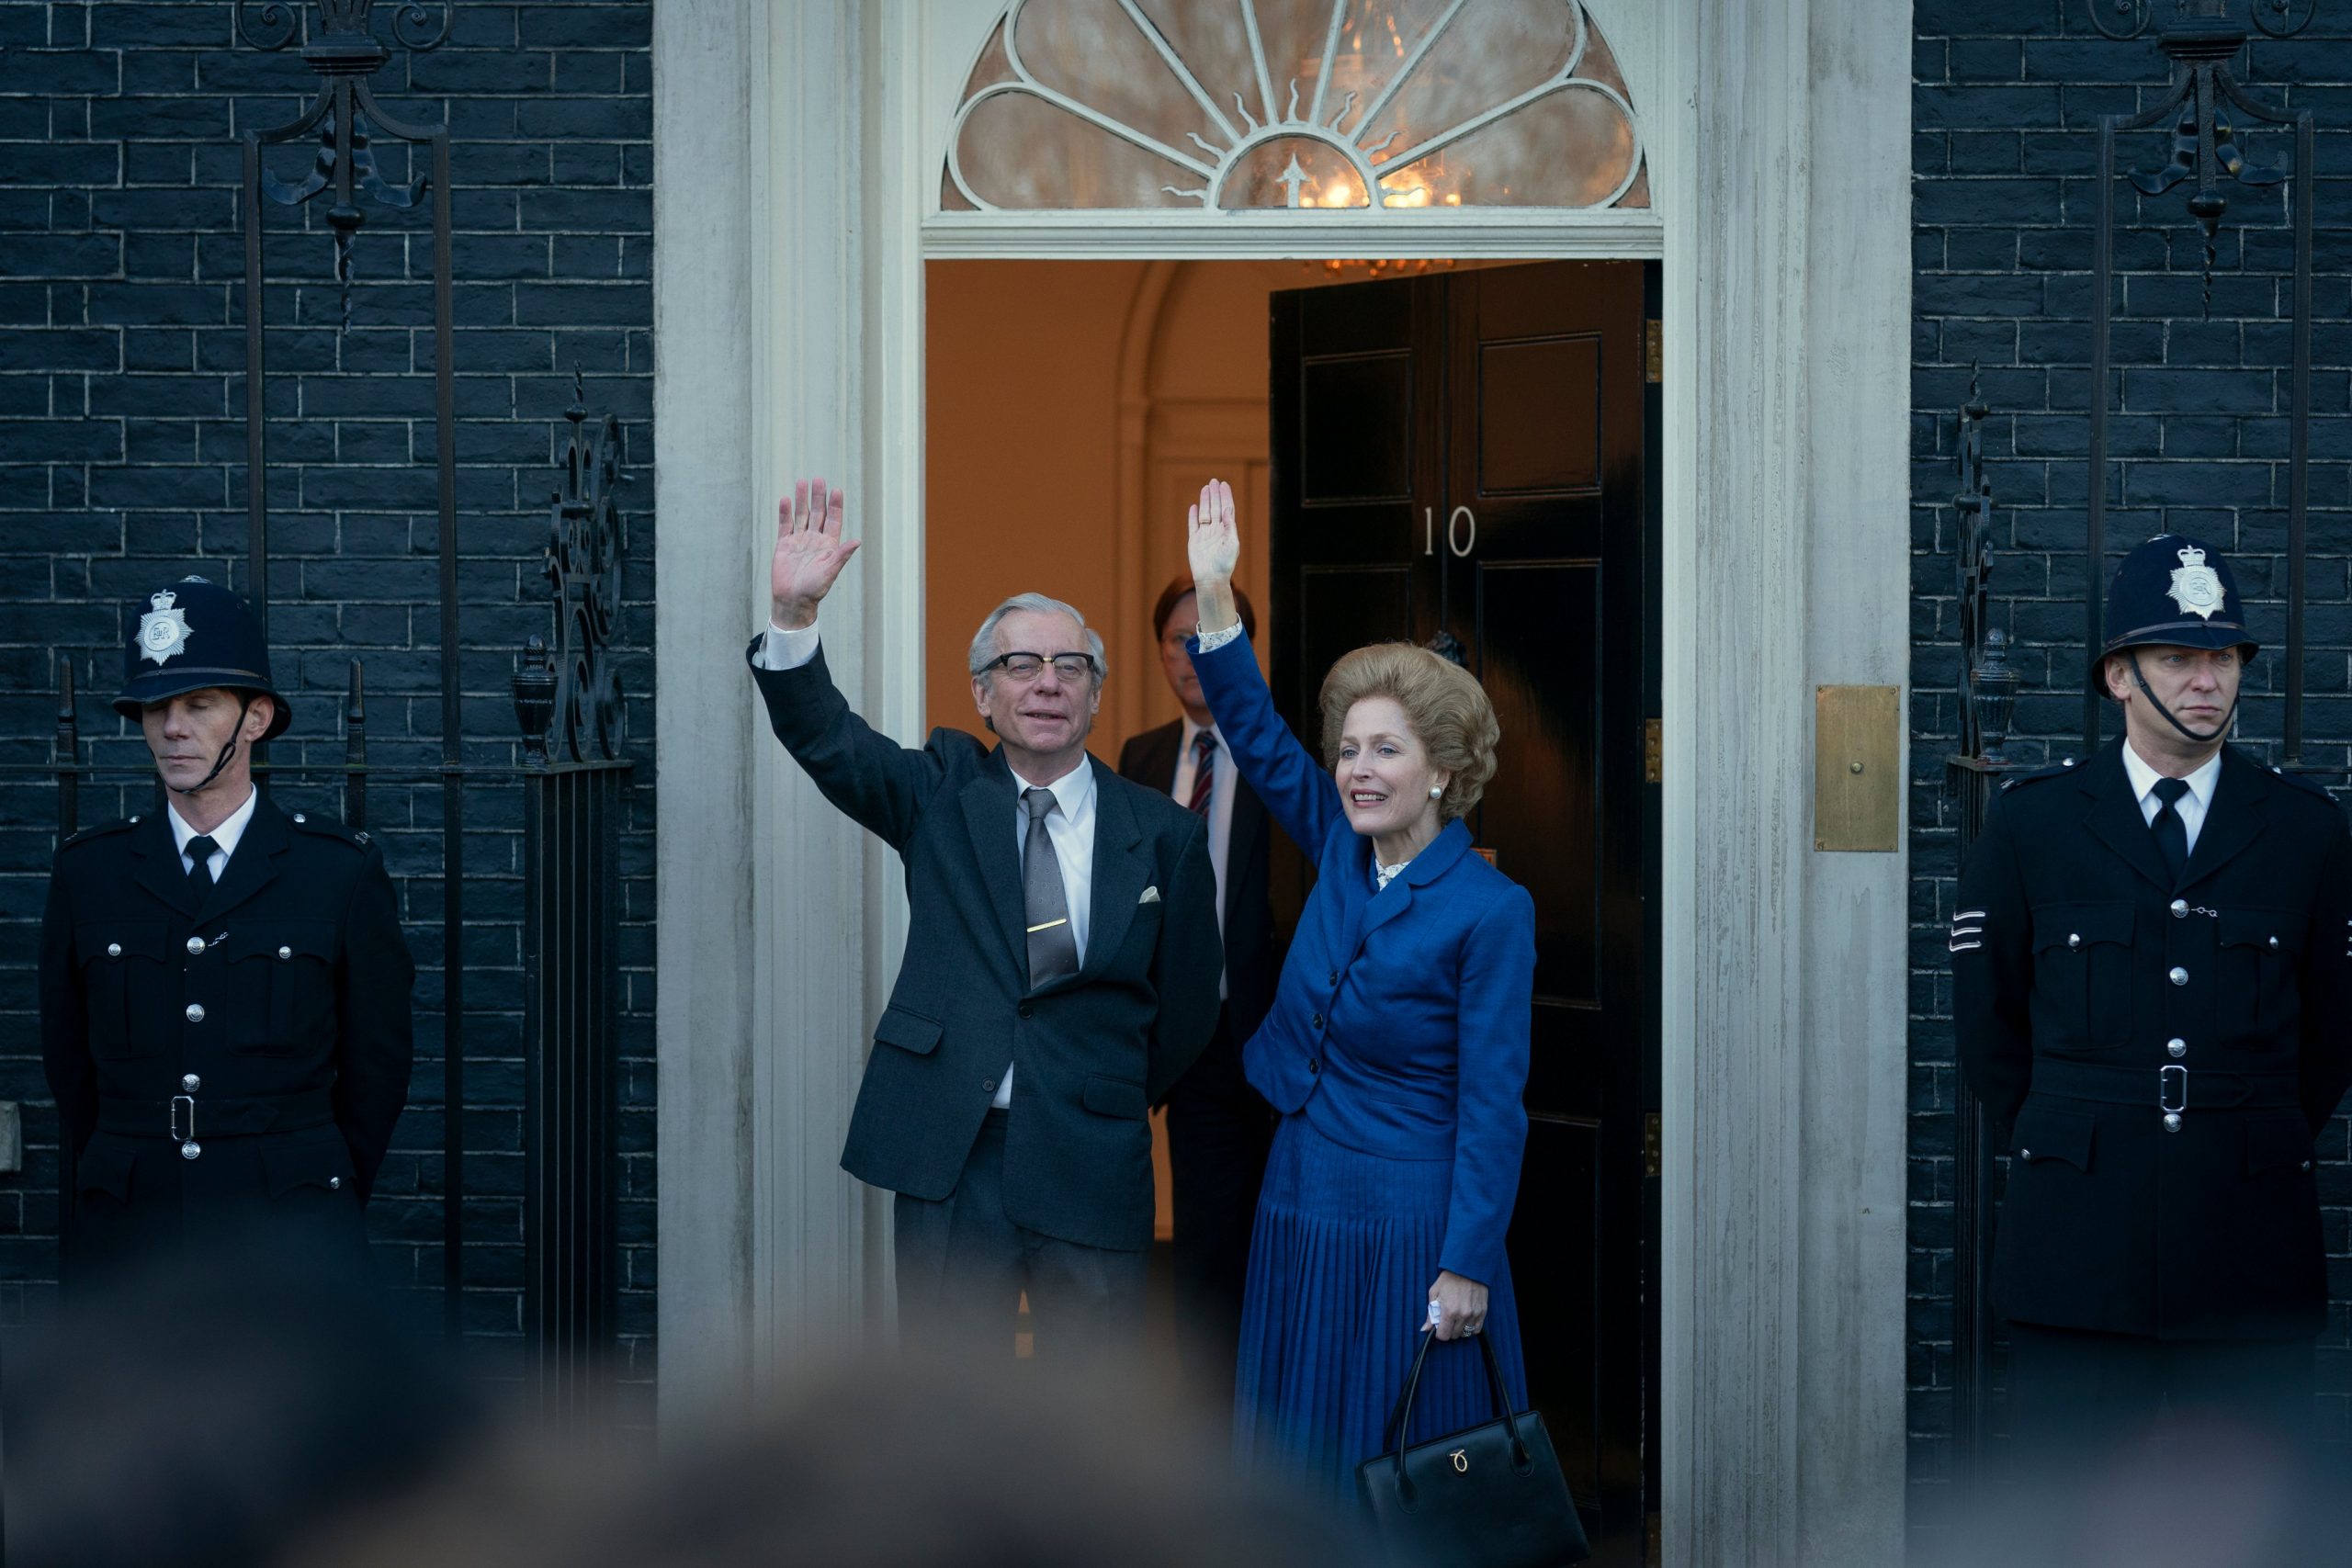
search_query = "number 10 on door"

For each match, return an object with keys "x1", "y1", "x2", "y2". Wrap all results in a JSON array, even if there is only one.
[{"x1": 1425, "y1": 506, "x2": 1476, "y2": 558}]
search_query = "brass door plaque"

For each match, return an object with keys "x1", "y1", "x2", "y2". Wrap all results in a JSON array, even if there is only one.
[{"x1": 1815, "y1": 685, "x2": 1901, "y2": 852}]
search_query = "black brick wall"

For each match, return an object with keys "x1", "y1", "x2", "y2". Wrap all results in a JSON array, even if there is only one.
[
  {"x1": 1912, "y1": 0, "x2": 2352, "y2": 1532},
  {"x1": 0, "y1": 1, "x2": 656, "y2": 1410}
]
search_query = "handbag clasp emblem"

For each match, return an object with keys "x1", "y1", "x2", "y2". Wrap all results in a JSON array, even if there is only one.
[{"x1": 1450, "y1": 1449, "x2": 1469, "y2": 1473}]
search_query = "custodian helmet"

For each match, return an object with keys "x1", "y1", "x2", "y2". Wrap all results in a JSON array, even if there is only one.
[
  {"x1": 2090, "y1": 535, "x2": 2258, "y2": 741},
  {"x1": 113, "y1": 575, "x2": 293, "y2": 741}
]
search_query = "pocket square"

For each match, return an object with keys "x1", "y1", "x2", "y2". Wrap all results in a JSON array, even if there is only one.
[{"x1": 1137, "y1": 886, "x2": 1160, "y2": 905}]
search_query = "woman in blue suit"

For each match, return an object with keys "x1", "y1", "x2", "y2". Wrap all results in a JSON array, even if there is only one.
[{"x1": 1182, "y1": 479, "x2": 1538, "y2": 1500}]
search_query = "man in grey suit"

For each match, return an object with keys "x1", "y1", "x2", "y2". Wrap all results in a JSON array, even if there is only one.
[{"x1": 748, "y1": 478, "x2": 1223, "y2": 1359}]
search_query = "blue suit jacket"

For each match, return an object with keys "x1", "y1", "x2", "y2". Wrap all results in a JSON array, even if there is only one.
[{"x1": 1191, "y1": 631, "x2": 1536, "y2": 1286}]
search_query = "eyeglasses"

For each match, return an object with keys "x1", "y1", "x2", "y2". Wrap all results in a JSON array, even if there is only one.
[{"x1": 983, "y1": 650, "x2": 1097, "y2": 683}]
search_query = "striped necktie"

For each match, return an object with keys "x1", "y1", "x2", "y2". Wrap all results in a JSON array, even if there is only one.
[{"x1": 1188, "y1": 729, "x2": 1216, "y2": 820}]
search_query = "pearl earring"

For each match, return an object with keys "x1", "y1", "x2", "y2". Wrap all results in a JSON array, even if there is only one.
[{"x1": 1429, "y1": 785, "x2": 1442, "y2": 799}]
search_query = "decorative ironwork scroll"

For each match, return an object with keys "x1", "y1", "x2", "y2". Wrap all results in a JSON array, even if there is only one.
[
  {"x1": 542, "y1": 372, "x2": 627, "y2": 763},
  {"x1": 1946, "y1": 381, "x2": 2014, "y2": 1483},
  {"x1": 2083, "y1": 0, "x2": 2315, "y2": 760}
]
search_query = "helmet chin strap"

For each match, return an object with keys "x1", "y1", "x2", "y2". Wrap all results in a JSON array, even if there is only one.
[
  {"x1": 169, "y1": 693, "x2": 254, "y2": 796},
  {"x1": 2126, "y1": 651, "x2": 2235, "y2": 746}
]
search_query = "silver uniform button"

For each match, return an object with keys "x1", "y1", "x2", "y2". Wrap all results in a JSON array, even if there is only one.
[
  {"x1": 181, "y1": 1074, "x2": 199, "y2": 1093},
  {"x1": 106, "y1": 942, "x2": 121, "y2": 958},
  {"x1": 2168, "y1": 966, "x2": 2188, "y2": 987},
  {"x1": 2301, "y1": 1160, "x2": 2312, "y2": 1171},
  {"x1": 2269, "y1": 936, "x2": 2280, "y2": 950},
  {"x1": 2163, "y1": 1112, "x2": 2182, "y2": 1132},
  {"x1": 185, "y1": 1002, "x2": 205, "y2": 1022},
  {"x1": 187, "y1": 935, "x2": 207, "y2": 954},
  {"x1": 2170, "y1": 899, "x2": 2188, "y2": 918},
  {"x1": 2019, "y1": 1147, "x2": 2031, "y2": 1160},
  {"x1": 180, "y1": 1141, "x2": 201, "y2": 1160},
  {"x1": 293, "y1": 813, "x2": 306, "y2": 823},
  {"x1": 330, "y1": 1177, "x2": 342, "y2": 1190},
  {"x1": 277, "y1": 945, "x2": 292, "y2": 961},
  {"x1": 2068, "y1": 933, "x2": 2081, "y2": 950},
  {"x1": 2167, "y1": 1038, "x2": 2188, "y2": 1058}
]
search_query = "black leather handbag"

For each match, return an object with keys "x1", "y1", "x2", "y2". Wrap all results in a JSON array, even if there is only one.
[{"x1": 1353, "y1": 1330, "x2": 1590, "y2": 1568}]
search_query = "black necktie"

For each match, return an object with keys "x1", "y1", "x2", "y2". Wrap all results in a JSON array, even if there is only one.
[
  {"x1": 185, "y1": 833, "x2": 220, "y2": 897},
  {"x1": 1021, "y1": 788, "x2": 1080, "y2": 989},
  {"x1": 2149, "y1": 776, "x2": 2190, "y2": 881}
]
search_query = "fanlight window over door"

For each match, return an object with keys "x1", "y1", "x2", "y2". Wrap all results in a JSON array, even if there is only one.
[{"x1": 944, "y1": 0, "x2": 1646, "y2": 212}]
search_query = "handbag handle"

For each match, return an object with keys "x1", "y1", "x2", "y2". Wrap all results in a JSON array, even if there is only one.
[{"x1": 1378, "y1": 1327, "x2": 1532, "y2": 1492}]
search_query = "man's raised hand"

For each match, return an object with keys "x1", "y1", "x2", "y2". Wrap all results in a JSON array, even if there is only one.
[{"x1": 770, "y1": 478, "x2": 860, "y2": 630}]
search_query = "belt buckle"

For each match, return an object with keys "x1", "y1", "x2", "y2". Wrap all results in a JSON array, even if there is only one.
[
  {"x1": 2160, "y1": 1064, "x2": 2188, "y2": 1115},
  {"x1": 169, "y1": 1093, "x2": 195, "y2": 1144}
]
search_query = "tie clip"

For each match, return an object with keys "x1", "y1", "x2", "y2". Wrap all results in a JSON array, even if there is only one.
[{"x1": 1026, "y1": 918, "x2": 1069, "y2": 933}]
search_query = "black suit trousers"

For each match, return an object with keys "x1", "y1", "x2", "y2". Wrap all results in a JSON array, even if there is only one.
[
  {"x1": 894, "y1": 1111, "x2": 1148, "y2": 1363},
  {"x1": 1162, "y1": 1008, "x2": 1274, "y2": 1391}
]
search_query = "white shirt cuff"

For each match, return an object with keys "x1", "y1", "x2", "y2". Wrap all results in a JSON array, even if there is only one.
[
  {"x1": 756, "y1": 619, "x2": 821, "y2": 671},
  {"x1": 1193, "y1": 620, "x2": 1246, "y2": 654}
]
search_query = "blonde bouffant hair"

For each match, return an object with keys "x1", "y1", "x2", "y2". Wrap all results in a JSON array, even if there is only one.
[{"x1": 1316, "y1": 643, "x2": 1500, "y2": 824}]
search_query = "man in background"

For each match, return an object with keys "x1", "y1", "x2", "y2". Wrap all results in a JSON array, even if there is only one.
[{"x1": 1119, "y1": 576, "x2": 1283, "y2": 1392}]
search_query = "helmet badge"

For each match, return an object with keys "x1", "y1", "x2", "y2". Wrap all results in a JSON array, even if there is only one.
[
  {"x1": 137, "y1": 588, "x2": 193, "y2": 665},
  {"x1": 2165, "y1": 546, "x2": 2225, "y2": 621}
]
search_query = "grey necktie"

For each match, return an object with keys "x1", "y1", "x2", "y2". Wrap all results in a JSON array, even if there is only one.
[{"x1": 1021, "y1": 787, "x2": 1080, "y2": 989}]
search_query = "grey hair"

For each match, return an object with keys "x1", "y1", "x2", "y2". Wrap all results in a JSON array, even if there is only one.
[{"x1": 967, "y1": 592, "x2": 1109, "y2": 683}]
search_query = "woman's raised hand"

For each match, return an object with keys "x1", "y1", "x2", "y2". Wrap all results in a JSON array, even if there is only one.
[
  {"x1": 1186, "y1": 478, "x2": 1240, "y2": 587},
  {"x1": 770, "y1": 478, "x2": 860, "y2": 630},
  {"x1": 1185, "y1": 478, "x2": 1244, "y2": 637}
]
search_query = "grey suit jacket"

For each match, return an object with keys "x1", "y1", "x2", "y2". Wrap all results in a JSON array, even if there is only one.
[{"x1": 750, "y1": 642, "x2": 1223, "y2": 1251}]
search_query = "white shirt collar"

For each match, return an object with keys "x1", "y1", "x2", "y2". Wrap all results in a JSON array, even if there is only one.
[
  {"x1": 2120, "y1": 739, "x2": 2222, "y2": 812},
  {"x1": 167, "y1": 786, "x2": 260, "y2": 859},
  {"x1": 1177, "y1": 716, "x2": 1223, "y2": 754},
  {"x1": 1009, "y1": 755, "x2": 1096, "y2": 819}
]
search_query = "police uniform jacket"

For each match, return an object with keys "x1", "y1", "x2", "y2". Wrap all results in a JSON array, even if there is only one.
[
  {"x1": 1953, "y1": 739, "x2": 2352, "y2": 1340},
  {"x1": 40, "y1": 799, "x2": 415, "y2": 1279}
]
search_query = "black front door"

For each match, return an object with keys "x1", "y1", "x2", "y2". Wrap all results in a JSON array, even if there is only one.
[{"x1": 1269, "y1": 260, "x2": 1659, "y2": 1562}]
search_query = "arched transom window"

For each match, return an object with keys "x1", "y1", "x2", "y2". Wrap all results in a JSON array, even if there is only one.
[{"x1": 944, "y1": 0, "x2": 1646, "y2": 213}]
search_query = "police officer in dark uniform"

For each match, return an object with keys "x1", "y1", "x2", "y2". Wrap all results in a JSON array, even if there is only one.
[
  {"x1": 1953, "y1": 536, "x2": 2352, "y2": 1548},
  {"x1": 39, "y1": 577, "x2": 414, "y2": 1290}
]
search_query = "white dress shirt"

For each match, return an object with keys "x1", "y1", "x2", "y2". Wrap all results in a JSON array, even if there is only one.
[
  {"x1": 167, "y1": 786, "x2": 259, "y2": 883},
  {"x1": 759, "y1": 619, "x2": 1094, "y2": 1109},
  {"x1": 2120, "y1": 739, "x2": 2222, "y2": 857}
]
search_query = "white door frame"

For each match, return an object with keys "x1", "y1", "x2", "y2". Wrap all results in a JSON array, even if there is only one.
[{"x1": 653, "y1": 4, "x2": 1912, "y2": 1562}]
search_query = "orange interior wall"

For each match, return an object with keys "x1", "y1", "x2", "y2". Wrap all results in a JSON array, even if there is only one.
[{"x1": 924, "y1": 260, "x2": 1149, "y2": 753}]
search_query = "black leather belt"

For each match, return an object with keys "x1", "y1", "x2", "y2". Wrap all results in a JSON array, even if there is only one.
[
  {"x1": 2030, "y1": 1060, "x2": 2299, "y2": 1114},
  {"x1": 96, "y1": 1088, "x2": 334, "y2": 1140}
]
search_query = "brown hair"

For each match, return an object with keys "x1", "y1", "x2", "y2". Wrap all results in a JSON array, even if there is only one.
[
  {"x1": 1317, "y1": 643, "x2": 1499, "y2": 823},
  {"x1": 1150, "y1": 576, "x2": 1256, "y2": 640}
]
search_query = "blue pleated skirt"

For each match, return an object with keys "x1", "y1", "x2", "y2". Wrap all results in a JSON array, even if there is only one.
[{"x1": 1234, "y1": 1111, "x2": 1528, "y2": 1504}]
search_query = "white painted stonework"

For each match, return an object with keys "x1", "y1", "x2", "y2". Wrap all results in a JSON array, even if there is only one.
[{"x1": 653, "y1": 2, "x2": 1911, "y2": 1560}]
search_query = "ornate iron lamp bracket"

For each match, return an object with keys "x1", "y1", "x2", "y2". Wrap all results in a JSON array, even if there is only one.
[
  {"x1": 2082, "y1": 0, "x2": 2316, "y2": 762},
  {"x1": 239, "y1": 1, "x2": 451, "y2": 330}
]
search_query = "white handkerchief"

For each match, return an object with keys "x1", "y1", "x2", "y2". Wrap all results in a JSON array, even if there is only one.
[{"x1": 1137, "y1": 886, "x2": 1160, "y2": 905}]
